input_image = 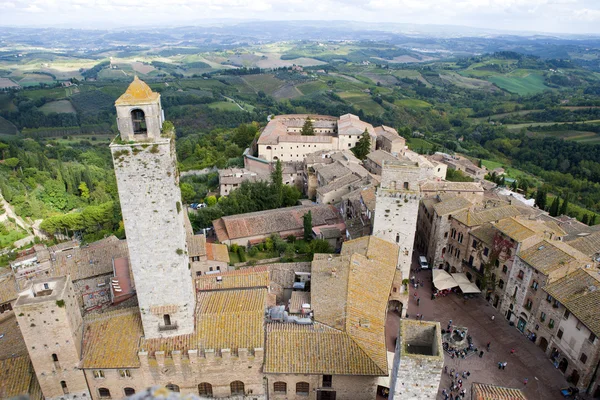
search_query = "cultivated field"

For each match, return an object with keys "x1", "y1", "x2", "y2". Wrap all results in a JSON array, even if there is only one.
[
  {"x1": 39, "y1": 100, "x2": 76, "y2": 114},
  {"x1": 0, "y1": 78, "x2": 19, "y2": 89}
]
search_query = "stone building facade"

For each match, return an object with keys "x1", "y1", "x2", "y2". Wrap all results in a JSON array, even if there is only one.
[
  {"x1": 110, "y1": 78, "x2": 195, "y2": 339},
  {"x1": 14, "y1": 277, "x2": 90, "y2": 400}
]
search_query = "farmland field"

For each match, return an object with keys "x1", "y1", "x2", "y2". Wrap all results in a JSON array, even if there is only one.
[
  {"x1": 17, "y1": 73, "x2": 54, "y2": 87},
  {"x1": 0, "y1": 116, "x2": 18, "y2": 135},
  {"x1": 487, "y1": 73, "x2": 548, "y2": 95},
  {"x1": 0, "y1": 78, "x2": 19, "y2": 89},
  {"x1": 39, "y1": 100, "x2": 76, "y2": 114},
  {"x1": 241, "y1": 74, "x2": 284, "y2": 95},
  {"x1": 338, "y1": 91, "x2": 384, "y2": 115},
  {"x1": 208, "y1": 101, "x2": 243, "y2": 111},
  {"x1": 395, "y1": 98, "x2": 432, "y2": 109},
  {"x1": 131, "y1": 62, "x2": 156, "y2": 74},
  {"x1": 296, "y1": 80, "x2": 329, "y2": 95}
]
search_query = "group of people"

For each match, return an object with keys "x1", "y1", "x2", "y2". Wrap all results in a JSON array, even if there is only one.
[{"x1": 441, "y1": 368, "x2": 469, "y2": 399}]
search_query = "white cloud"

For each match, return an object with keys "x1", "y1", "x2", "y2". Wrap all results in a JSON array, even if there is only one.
[{"x1": 0, "y1": 0, "x2": 599, "y2": 33}]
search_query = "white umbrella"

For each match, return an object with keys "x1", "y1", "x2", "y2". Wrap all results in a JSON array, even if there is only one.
[
  {"x1": 433, "y1": 269, "x2": 458, "y2": 290},
  {"x1": 451, "y1": 273, "x2": 481, "y2": 294}
]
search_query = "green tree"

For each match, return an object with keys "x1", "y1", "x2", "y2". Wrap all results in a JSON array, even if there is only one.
[
  {"x1": 78, "y1": 182, "x2": 90, "y2": 201},
  {"x1": 511, "y1": 180, "x2": 518, "y2": 192},
  {"x1": 582, "y1": 214, "x2": 589, "y2": 225},
  {"x1": 206, "y1": 195, "x2": 217, "y2": 207},
  {"x1": 559, "y1": 194, "x2": 569, "y2": 216},
  {"x1": 180, "y1": 182, "x2": 196, "y2": 204},
  {"x1": 301, "y1": 118, "x2": 314, "y2": 136},
  {"x1": 303, "y1": 211, "x2": 312, "y2": 242},
  {"x1": 549, "y1": 196, "x2": 560, "y2": 217},
  {"x1": 271, "y1": 159, "x2": 283, "y2": 207},
  {"x1": 351, "y1": 129, "x2": 371, "y2": 160},
  {"x1": 590, "y1": 214, "x2": 598, "y2": 226},
  {"x1": 534, "y1": 188, "x2": 547, "y2": 210},
  {"x1": 309, "y1": 238, "x2": 333, "y2": 254},
  {"x1": 4, "y1": 158, "x2": 19, "y2": 170}
]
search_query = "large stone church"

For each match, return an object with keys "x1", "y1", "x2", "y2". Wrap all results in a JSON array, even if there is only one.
[{"x1": 10, "y1": 78, "x2": 420, "y2": 400}]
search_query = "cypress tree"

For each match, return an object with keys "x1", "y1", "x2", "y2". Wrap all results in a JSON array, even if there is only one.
[
  {"x1": 351, "y1": 129, "x2": 371, "y2": 160},
  {"x1": 303, "y1": 211, "x2": 312, "y2": 241},
  {"x1": 271, "y1": 160, "x2": 283, "y2": 207},
  {"x1": 549, "y1": 197, "x2": 560, "y2": 217},
  {"x1": 582, "y1": 214, "x2": 589, "y2": 225},
  {"x1": 534, "y1": 189, "x2": 547, "y2": 210},
  {"x1": 559, "y1": 195, "x2": 569, "y2": 216},
  {"x1": 301, "y1": 118, "x2": 314, "y2": 136}
]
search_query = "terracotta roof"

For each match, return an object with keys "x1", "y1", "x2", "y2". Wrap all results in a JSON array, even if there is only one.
[
  {"x1": 316, "y1": 174, "x2": 362, "y2": 195},
  {"x1": 365, "y1": 150, "x2": 398, "y2": 167},
  {"x1": 213, "y1": 204, "x2": 343, "y2": 242},
  {"x1": 187, "y1": 234, "x2": 206, "y2": 258},
  {"x1": 115, "y1": 76, "x2": 160, "y2": 105},
  {"x1": 569, "y1": 231, "x2": 600, "y2": 257},
  {"x1": 518, "y1": 240, "x2": 586, "y2": 275},
  {"x1": 195, "y1": 266, "x2": 269, "y2": 291},
  {"x1": 51, "y1": 235, "x2": 129, "y2": 281},
  {"x1": 196, "y1": 288, "x2": 266, "y2": 352},
  {"x1": 0, "y1": 273, "x2": 17, "y2": 304},
  {"x1": 141, "y1": 332, "x2": 196, "y2": 357},
  {"x1": 472, "y1": 383, "x2": 527, "y2": 400},
  {"x1": 206, "y1": 243, "x2": 230, "y2": 263},
  {"x1": 374, "y1": 125, "x2": 405, "y2": 143},
  {"x1": 361, "y1": 186, "x2": 377, "y2": 211},
  {"x1": 420, "y1": 181, "x2": 483, "y2": 193},
  {"x1": 0, "y1": 314, "x2": 27, "y2": 360},
  {"x1": 544, "y1": 268, "x2": 600, "y2": 337},
  {"x1": 493, "y1": 217, "x2": 538, "y2": 242},
  {"x1": 257, "y1": 115, "x2": 337, "y2": 145},
  {"x1": 0, "y1": 356, "x2": 37, "y2": 399},
  {"x1": 338, "y1": 113, "x2": 376, "y2": 137},
  {"x1": 264, "y1": 323, "x2": 382, "y2": 375},
  {"x1": 267, "y1": 236, "x2": 398, "y2": 375},
  {"x1": 289, "y1": 291, "x2": 311, "y2": 314},
  {"x1": 470, "y1": 224, "x2": 497, "y2": 245},
  {"x1": 81, "y1": 308, "x2": 143, "y2": 368},
  {"x1": 432, "y1": 196, "x2": 473, "y2": 216},
  {"x1": 453, "y1": 205, "x2": 522, "y2": 227}
]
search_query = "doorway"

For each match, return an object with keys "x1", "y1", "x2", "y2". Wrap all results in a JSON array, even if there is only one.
[
  {"x1": 539, "y1": 337, "x2": 549, "y2": 353},
  {"x1": 517, "y1": 317, "x2": 526, "y2": 333},
  {"x1": 559, "y1": 358, "x2": 569, "y2": 373}
]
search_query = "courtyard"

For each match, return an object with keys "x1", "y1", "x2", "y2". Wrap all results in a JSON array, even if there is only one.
[{"x1": 387, "y1": 267, "x2": 579, "y2": 400}]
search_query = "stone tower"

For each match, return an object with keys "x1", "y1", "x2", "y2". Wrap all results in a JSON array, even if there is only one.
[
  {"x1": 14, "y1": 277, "x2": 90, "y2": 400},
  {"x1": 110, "y1": 77, "x2": 195, "y2": 339},
  {"x1": 373, "y1": 159, "x2": 422, "y2": 280},
  {"x1": 389, "y1": 320, "x2": 444, "y2": 400}
]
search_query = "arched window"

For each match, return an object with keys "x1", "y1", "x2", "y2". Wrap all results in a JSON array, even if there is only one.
[
  {"x1": 498, "y1": 279, "x2": 504, "y2": 289},
  {"x1": 273, "y1": 381, "x2": 287, "y2": 393},
  {"x1": 60, "y1": 381, "x2": 68, "y2": 394},
  {"x1": 131, "y1": 109, "x2": 147, "y2": 135},
  {"x1": 166, "y1": 384, "x2": 180, "y2": 392},
  {"x1": 296, "y1": 382, "x2": 309, "y2": 395},
  {"x1": 230, "y1": 381, "x2": 245, "y2": 396},
  {"x1": 124, "y1": 388, "x2": 135, "y2": 396},
  {"x1": 266, "y1": 146, "x2": 272, "y2": 150},
  {"x1": 198, "y1": 383, "x2": 213, "y2": 397},
  {"x1": 52, "y1": 353, "x2": 58, "y2": 362},
  {"x1": 98, "y1": 388, "x2": 111, "y2": 399}
]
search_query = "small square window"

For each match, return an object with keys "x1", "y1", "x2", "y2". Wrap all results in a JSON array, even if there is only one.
[
  {"x1": 564, "y1": 310, "x2": 571, "y2": 319},
  {"x1": 580, "y1": 353, "x2": 588, "y2": 364},
  {"x1": 590, "y1": 332, "x2": 597, "y2": 343},
  {"x1": 557, "y1": 329, "x2": 564, "y2": 339}
]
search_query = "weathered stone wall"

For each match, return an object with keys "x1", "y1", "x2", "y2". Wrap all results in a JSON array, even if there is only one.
[
  {"x1": 15, "y1": 278, "x2": 90, "y2": 400},
  {"x1": 111, "y1": 139, "x2": 195, "y2": 339},
  {"x1": 267, "y1": 374, "x2": 378, "y2": 400},
  {"x1": 389, "y1": 320, "x2": 443, "y2": 400},
  {"x1": 85, "y1": 351, "x2": 265, "y2": 400},
  {"x1": 116, "y1": 101, "x2": 163, "y2": 142}
]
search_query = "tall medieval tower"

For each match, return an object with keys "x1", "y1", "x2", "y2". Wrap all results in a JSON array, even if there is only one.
[
  {"x1": 110, "y1": 77, "x2": 195, "y2": 339},
  {"x1": 14, "y1": 277, "x2": 90, "y2": 400}
]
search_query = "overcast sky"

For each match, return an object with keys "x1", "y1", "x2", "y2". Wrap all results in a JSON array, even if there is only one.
[{"x1": 1, "y1": 0, "x2": 600, "y2": 34}]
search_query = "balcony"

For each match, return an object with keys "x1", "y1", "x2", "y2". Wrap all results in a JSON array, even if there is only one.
[{"x1": 158, "y1": 322, "x2": 178, "y2": 331}]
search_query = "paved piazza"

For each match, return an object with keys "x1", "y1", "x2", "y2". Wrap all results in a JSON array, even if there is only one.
[{"x1": 389, "y1": 268, "x2": 578, "y2": 400}]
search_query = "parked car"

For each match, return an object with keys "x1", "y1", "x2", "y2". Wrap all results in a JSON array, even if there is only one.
[
  {"x1": 198, "y1": 203, "x2": 207, "y2": 208},
  {"x1": 419, "y1": 256, "x2": 429, "y2": 269}
]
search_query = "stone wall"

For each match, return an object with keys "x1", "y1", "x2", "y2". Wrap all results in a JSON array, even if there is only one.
[
  {"x1": 389, "y1": 320, "x2": 444, "y2": 400},
  {"x1": 267, "y1": 374, "x2": 378, "y2": 400},
  {"x1": 15, "y1": 278, "x2": 90, "y2": 400},
  {"x1": 85, "y1": 350, "x2": 264, "y2": 400},
  {"x1": 111, "y1": 139, "x2": 196, "y2": 339}
]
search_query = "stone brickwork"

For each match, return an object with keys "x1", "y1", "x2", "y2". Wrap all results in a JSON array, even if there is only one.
[
  {"x1": 267, "y1": 374, "x2": 377, "y2": 400},
  {"x1": 14, "y1": 277, "x2": 90, "y2": 400},
  {"x1": 374, "y1": 161, "x2": 422, "y2": 281},
  {"x1": 389, "y1": 320, "x2": 443, "y2": 400},
  {"x1": 111, "y1": 138, "x2": 195, "y2": 339},
  {"x1": 85, "y1": 351, "x2": 265, "y2": 399}
]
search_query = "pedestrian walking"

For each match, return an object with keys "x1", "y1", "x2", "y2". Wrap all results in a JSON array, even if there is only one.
[
  {"x1": 420, "y1": 314, "x2": 424, "y2": 320},
  {"x1": 524, "y1": 378, "x2": 528, "y2": 386},
  {"x1": 431, "y1": 293, "x2": 435, "y2": 300},
  {"x1": 503, "y1": 362, "x2": 507, "y2": 370},
  {"x1": 511, "y1": 348, "x2": 515, "y2": 354},
  {"x1": 487, "y1": 341, "x2": 491, "y2": 351},
  {"x1": 498, "y1": 362, "x2": 502, "y2": 370},
  {"x1": 414, "y1": 291, "x2": 418, "y2": 299},
  {"x1": 417, "y1": 298, "x2": 420, "y2": 306},
  {"x1": 444, "y1": 365, "x2": 448, "y2": 375},
  {"x1": 416, "y1": 313, "x2": 421, "y2": 320},
  {"x1": 479, "y1": 350, "x2": 484, "y2": 358}
]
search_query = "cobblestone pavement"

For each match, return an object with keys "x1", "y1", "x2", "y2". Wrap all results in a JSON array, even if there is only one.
[{"x1": 400, "y1": 268, "x2": 573, "y2": 400}]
